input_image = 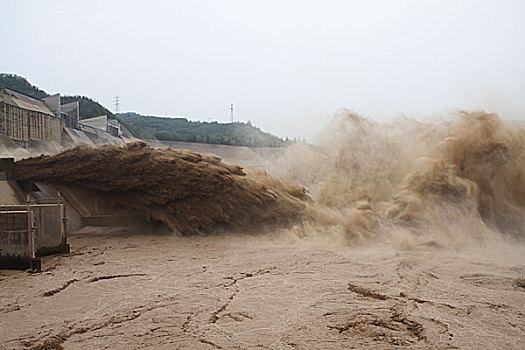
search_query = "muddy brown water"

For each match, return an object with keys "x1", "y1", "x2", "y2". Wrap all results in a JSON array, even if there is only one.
[
  {"x1": 1, "y1": 227, "x2": 524, "y2": 349},
  {"x1": 2, "y1": 111, "x2": 525, "y2": 349}
]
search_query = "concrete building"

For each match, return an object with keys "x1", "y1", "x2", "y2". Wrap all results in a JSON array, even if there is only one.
[
  {"x1": 0, "y1": 89, "x2": 131, "y2": 152},
  {"x1": 0, "y1": 91, "x2": 131, "y2": 269},
  {"x1": 61, "y1": 101, "x2": 80, "y2": 129},
  {"x1": 107, "y1": 118, "x2": 121, "y2": 137},
  {"x1": 0, "y1": 89, "x2": 62, "y2": 147},
  {"x1": 0, "y1": 88, "x2": 82, "y2": 147},
  {"x1": 80, "y1": 114, "x2": 121, "y2": 137}
]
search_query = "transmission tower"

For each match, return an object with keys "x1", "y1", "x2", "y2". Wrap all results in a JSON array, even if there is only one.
[
  {"x1": 230, "y1": 103, "x2": 234, "y2": 123},
  {"x1": 114, "y1": 95, "x2": 121, "y2": 113}
]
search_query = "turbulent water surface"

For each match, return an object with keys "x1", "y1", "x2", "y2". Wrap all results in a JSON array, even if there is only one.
[{"x1": 1, "y1": 111, "x2": 524, "y2": 349}]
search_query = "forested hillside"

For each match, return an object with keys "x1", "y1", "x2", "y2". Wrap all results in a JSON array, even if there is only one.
[
  {"x1": 118, "y1": 112, "x2": 290, "y2": 147},
  {"x1": 0, "y1": 73, "x2": 48, "y2": 99},
  {"x1": 1, "y1": 74, "x2": 289, "y2": 147},
  {"x1": 0, "y1": 73, "x2": 114, "y2": 119}
]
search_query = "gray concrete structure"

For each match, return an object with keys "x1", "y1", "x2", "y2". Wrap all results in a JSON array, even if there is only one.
[
  {"x1": 80, "y1": 115, "x2": 121, "y2": 138},
  {"x1": 61, "y1": 101, "x2": 79, "y2": 129},
  {"x1": 0, "y1": 89, "x2": 61, "y2": 146},
  {"x1": 0, "y1": 210, "x2": 35, "y2": 269},
  {"x1": 79, "y1": 115, "x2": 108, "y2": 131},
  {"x1": 0, "y1": 159, "x2": 69, "y2": 270}
]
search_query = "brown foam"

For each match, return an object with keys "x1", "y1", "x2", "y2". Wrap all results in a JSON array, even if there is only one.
[{"x1": 14, "y1": 141, "x2": 311, "y2": 234}]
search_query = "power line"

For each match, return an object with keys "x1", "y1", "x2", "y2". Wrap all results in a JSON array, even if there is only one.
[
  {"x1": 114, "y1": 95, "x2": 121, "y2": 113},
  {"x1": 230, "y1": 103, "x2": 234, "y2": 123}
]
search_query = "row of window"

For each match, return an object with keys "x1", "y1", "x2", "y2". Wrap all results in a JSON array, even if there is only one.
[{"x1": 0, "y1": 103, "x2": 60, "y2": 142}]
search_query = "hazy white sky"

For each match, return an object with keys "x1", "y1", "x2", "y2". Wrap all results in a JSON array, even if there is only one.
[{"x1": 1, "y1": 0, "x2": 524, "y2": 139}]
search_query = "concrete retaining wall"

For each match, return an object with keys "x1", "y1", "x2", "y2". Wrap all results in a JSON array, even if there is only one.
[
  {"x1": 0, "y1": 210, "x2": 34, "y2": 269},
  {"x1": 0, "y1": 203, "x2": 67, "y2": 260}
]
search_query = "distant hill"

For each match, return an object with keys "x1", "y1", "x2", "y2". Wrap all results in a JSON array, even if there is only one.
[
  {"x1": 0, "y1": 73, "x2": 113, "y2": 120},
  {"x1": 0, "y1": 73, "x2": 48, "y2": 100},
  {"x1": 0, "y1": 74, "x2": 290, "y2": 147},
  {"x1": 118, "y1": 112, "x2": 291, "y2": 147}
]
